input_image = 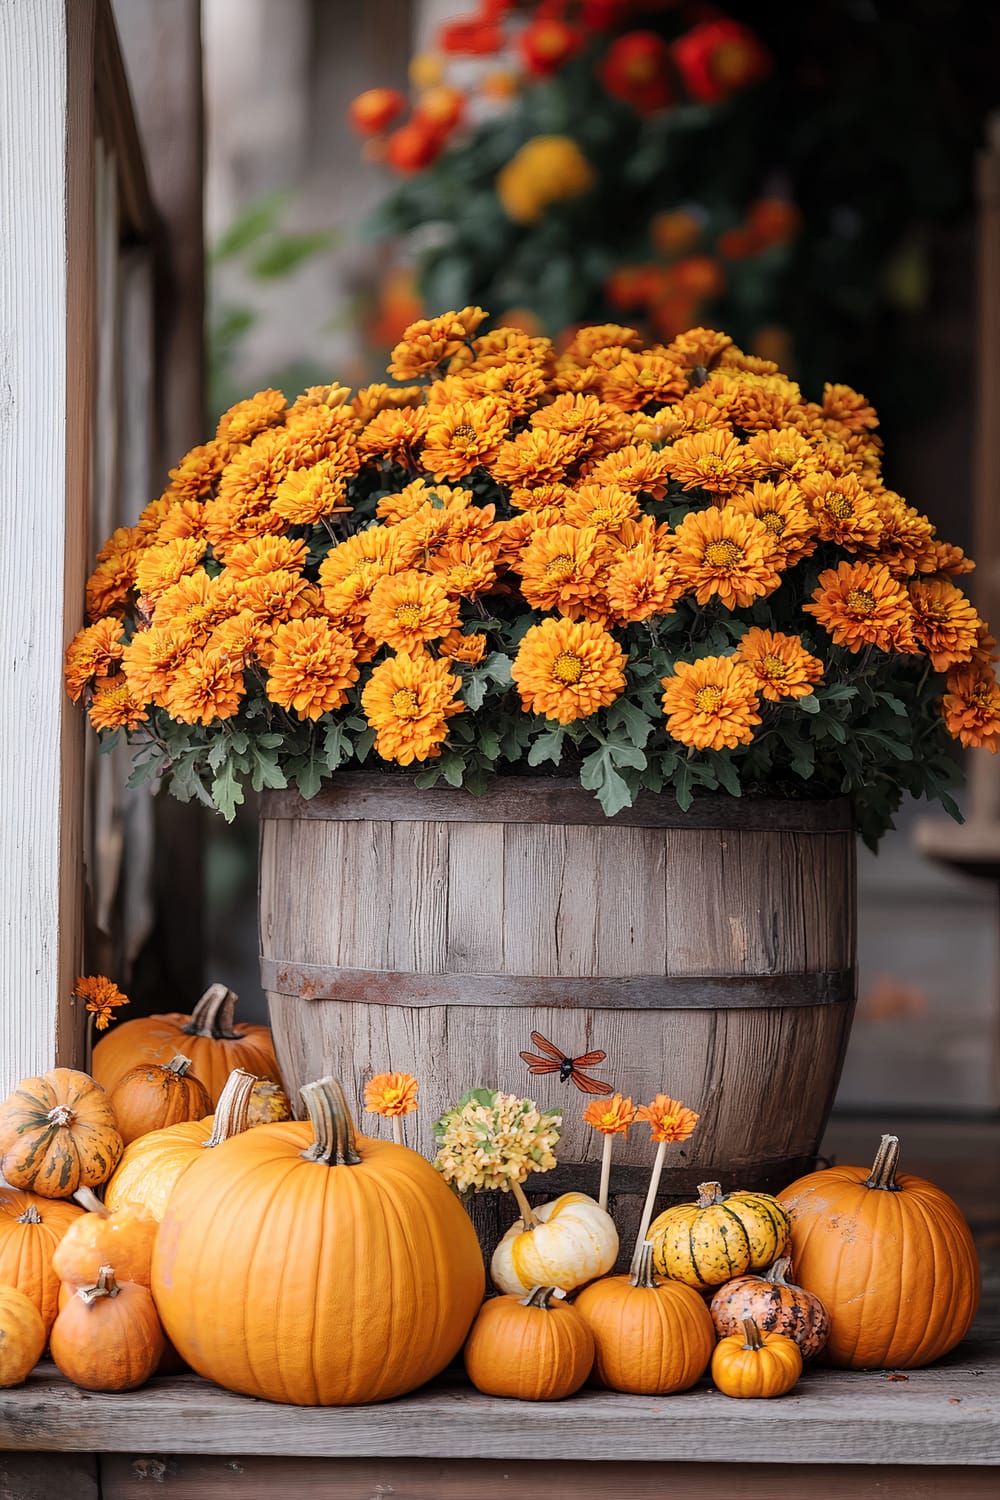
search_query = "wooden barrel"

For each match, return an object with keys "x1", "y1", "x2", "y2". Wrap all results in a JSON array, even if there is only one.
[{"x1": 259, "y1": 775, "x2": 856, "y2": 1259}]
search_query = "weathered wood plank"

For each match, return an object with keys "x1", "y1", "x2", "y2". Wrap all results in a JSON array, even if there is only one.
[
  {"x1": 0, "y1": 1453, "x2": 98, "y2": 1500},
  {"x1": 96, "y1": 1455, "x2": 1000, "y2": 1499},
  {"x1": 0, "y1": 1347, "x2": 996, "y2": 1462},
  {"x1": 262, "y1": 780, "x2": 853, "y2": 832}
]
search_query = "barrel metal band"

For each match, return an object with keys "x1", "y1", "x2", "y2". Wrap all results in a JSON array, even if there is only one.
[{"x1": 259, "y1": 959, "x2": 855, "y2": 1010}]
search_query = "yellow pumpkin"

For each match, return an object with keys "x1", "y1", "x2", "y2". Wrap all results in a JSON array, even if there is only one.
[
  {"x1": 711, "y1": 1316, "x2": 803, "y2": 1398},
  {"x1": 648, "y1": 1181, "x2": 790, "y2": 1291},
  {"x1": 491, "y1": 1192, "x2": 618, "y2": 1295},
  {"x1": 0, "y1": 1284, "x2": 46, "y2": 1387}
]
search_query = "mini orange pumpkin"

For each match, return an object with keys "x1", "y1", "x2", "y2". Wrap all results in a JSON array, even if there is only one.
[
  {"x1": 463, "y1": 1286, "x2": 595, "y2": 1401},
  {"x1": 710, "y1": 1256, "x2": 830, "y2": 1360},
  {"x1": 92, "y1": 983, "x2": 281, "y2": 1104},
  {"x1": 104, "y1": 1067, "x2": 258, "y2": 1221},
  {"x1": 51, "y1": 1187, "x2": 157, "y2": 1288},
  {"x1": 109, "y1": 1055, "x2": 212, "y2": 1146},
  {"x1": 0, "y1": 1069, "x2": 123, "y2": 1199},
  {"x1": 0, "y1": 1284, "x2": 46, "y2": 1387},
  {"x1": 712, "y1": 1316, "x2": 803, "y2": 1398},
  {"x1": 50, "y1": 1265, "x2": 164, "y2": 1392},
  {"x1": 0, "y1": 1189, "x2": 83, "y2": 1333},
  {"x1": 778, "y1": 1134, "x2": 981, "y2": 1370},
  {"x1": 574, "y1": 1240, "x2": 715, "y2": 1395}
]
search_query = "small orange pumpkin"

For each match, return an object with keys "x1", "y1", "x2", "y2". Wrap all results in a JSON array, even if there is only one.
[
  {"x1": 574, "y1": 1240, "x2": 715, "y2": 1395},
  {"x1": 109, "y1": 1055, "x2": 212, "y2": 1146},
  {"x1": 50, "y1": 1265, "x2": 164, "y2": 1392},
  {"x1": 710, "y1": 1256, "x2": 830, "y2": 1360},
  {"x1": 711, "y1": 1316, "x2": 803, "y2": 1398},
  {"x1": 463, "y1": 1286, "x2": 595, "y2": 1401},
  {"x1": 0, "y1": 1189, "x2": 83, "y2": 1333},
  {"x1": 92, "y1": 983, "x2": 281, "y2": 1104},
  {"x1": 51, "y1": 1187, "x2": 157, "y2": 1289},
  {"x1": 778, "y1": 1134, "x2": 981, "y2": 1370},
  {"x1": 0, "y1": 1069, "x2": 123, "y2": 1199},
  {"x1": 0, "y1": 1284, "x2": 46, "y2": 1387},
  {"x1": 104, "y1": 1067, "x2": 258, "y2": 1221}
]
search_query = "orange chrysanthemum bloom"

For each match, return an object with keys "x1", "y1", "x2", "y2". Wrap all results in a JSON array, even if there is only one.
[
  {"x1": 635, "y1": 1095, "x2": 699, "y2": 1144},
  {"x1": 210, "y1": 610, "x2": 271, "y2": 671},
  {"x1": 804, "y1": 561, "x2": 918, "y2": 654},
  {"x1": 562, "y1": 324, "x2": 642, "y2": 367},
  {"x1": 665, "y1": 327, "x2": 733, "y2": 372},
  {"x1": 265, "y1": 618, "x2": 359, "y2": 720},
  {"x1": 289, "y1": 383, "x2": 352, "y2": 416},
  {"x1": 511, "y1": 617, "x2": 626, "y2": 724},
  {"x1": 216, "y1": 388, "x2": 287, "y2": 451},
  {"x1": 509, "y1": 481, "x2": 573, "y2": 513},
  {"x1": 907, "y1": 580, "x2": 982, "y2": 672},
  {"x1": 867, "y1": 491, "x2": 936, "y2": 577},
  {"x1": 943, "y1": 665, "x2": 1000, "y2": 752},
  {"x1": 582, "y1": 1093, "x2": 638, "y2": 1137},
  {"x1": 605, "y1": 543, "x2": 682, "y2": 624},
  {"x1": 153, "y1": 573, "x2": 236, "y2": 642},
  {"x1": 121, "y1": 623, "x2": 193, "y2": 704},
  {"x1": 598, "y1": 349, "x2": 687, "y2": 411},
  {"x1": 85, "y1": 545, "x2": 141, "y2": 621},
  {"x1": 357, "y1": 405, "x2": 432, "y2": 461},
  {"x1": 351, "y1": 383, "x2": 423, "y2": 423},
  {"x1": 666, "y1": 390, "x2": 735, "y2": 438},
  {"x1": 162, "y1": 648, "x2": 245, "y2": 725},
  {"x1": 73, "y1": 975, "x2": 129, "y2": 1032},
  {"x1": 153, "y1": 499, "x2": 207, "y2": 545},
  {"x1": 744, "y1": 427, "x2": 817, "y2": 484},
  {"x1": 703, "y1": 371, "x2": 802, "y2": 433},
  {"x1": 531, "y1": 392, "x2": 629, "y2": 459},
  {"x1": 426, "y1": 541, "x2": 499, "y2": 598},
  {"x1": 727, "y1": 480, "x2": 816, "y2": 568},
  {"x1": 376, "y1": 479, "x2": 470, "y2": 524},
  {"x1": 488, "y1": 427, "x2": 583, "y2": 488},
  {"x1": 822, "y1": 382, "x2": 879, "y2": 434},
  {"x1": 361, "y1": 651, "x2": 464, "y2": 765},
  {"x1": 203, "y1": 428, "x2": 293, "y2": 549},
  {"x1": 282, "y1": 405, "x2": 361, "y2": 473},
  {"x1": 134, "y1": 538, "x2": 207, "y2": 603},
  {"x1": 272, "y1": 462, "x2": 351, "y2": 526},
  {"x1": 718, "y1": 347, "x2": 781, "y2": 376},
  {"x1": 319, "y1": 528, "x2": 407, "y2": 618},
  {"x1": 736, "y1": 628, "x2": 824, "y2": 701},
  {"x1": 661, "y1": 655, "x2": 762, "y2": 751},
  {"x1": 585, "y1": 443, "x2": 673, "y2": 499},
  {"x1": 516, "y1": 524, "x2": 612, "y2": 620},
  {"x1": 163, "y1": 441, "x2": 227, "y2": 505},
  {"x1": 64, "y1": 618, "x2": 126, "y2": 702},
  {"x1": 665, "y1": 430, "x2": 758, "y2": 497},
  {"x1": 495, "y1": 508, "x2": 565, "y2": 567},
  {"x1": 438, "y1": 629, "x2": 487, "y2": 664},
  {"x1": 451, "y1": 359, "x2": 548, "y2": 420},
  {"x1": 919, "y1": 539, "x2": 976, "y2": 578},
  {"x1": 672, "y1": 506, "x2": 783, "y2": 610},
  {"x1": 230, "y1": 569, "x2": 314, "y2": 627},
  {"x1": 799, "y1": 471, "x2": 882, "y2": 551},
  {"x1": 365, "y1": 569, "x2": 460, "y2": 651},
  {"x1": 88, "y1": 674, "x2": 149, "y2": 733},
  {"x1": 220, "y1": 536, "x2": 308, "y2": 581},
  {"x1": 387, "y1": 307, "x2": 486, "y2": 380},
  {"x1": 453, "y1": 324, "x2": 553, "y2": 376},
  {"x1": 364, "y1": 1072, "x2": 419, "y2": 1118},
  {"x1": 562, "y1": 483, "x2": 639, "y2": 536},
  {"x1": 420, "y1": 396, "x2": 511, "y2": 481}
]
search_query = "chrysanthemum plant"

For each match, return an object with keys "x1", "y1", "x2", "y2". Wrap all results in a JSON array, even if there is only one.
[{"x1": 66, "y1": 307, "x2": 998, "y2": 846}]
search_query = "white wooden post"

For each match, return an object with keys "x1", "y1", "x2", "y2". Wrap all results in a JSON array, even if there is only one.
[{"x1": 0, "y1": 0, "x2": 97, "y2": 1093}]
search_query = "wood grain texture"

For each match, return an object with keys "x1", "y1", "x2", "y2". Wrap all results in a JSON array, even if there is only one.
[
  {"x1": 96, "y1": 1456, "x2": 1000, "y2": 1499},
  {"x1": 0, "y1": 1453, "x2": 98, "y2": 1500}
]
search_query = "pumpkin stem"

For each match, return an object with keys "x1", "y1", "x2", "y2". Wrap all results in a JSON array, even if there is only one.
[
  {"x1": 863, "y1": 1134, "x2": 902, "y2": 1192},
  {"x1": 72, "y1": 1187, "x2": 109, "y2": 1217},
  {"x1": 764, "y1": 1256, "x2": 793, "y2": 1286},
  {"x1": 696, "y1": 1181, "x2": 725, "y2": 1208},
  {"x1": 166, "y1": 1054, "x2": 193, "y2": 1078},
  {"x1": 204, "y1": 1068, "x2": 258, "y2": 1148},
  {"x1": 520, "y1": 1285, "x2": 560, "y2": 1310},
  {"x1": 16, "y1": 1204, "x2": 42, "y2": 1225},
  {"x1": 47, "y1": 1104, "x2": 76, "y2": 1127},
  {"x1": 182, "y1": 983, "x2": 241, "y2": 1041},
  {"x1": 627, "y1": 1239, "x2": 660, "y2": 1290},
  {"x1": 741, "y1": 1316, "x2": 765, "y2": 1351},
  {"x1": 77, "y1": 1266, "x2": 120, "y2": 1306},
  {"x1": 510, "y1": 1179, "x2": 539, "y2": 1229},
  {"x1": 299, "y1": 1077, "x2": 362, "y2": 1166}
]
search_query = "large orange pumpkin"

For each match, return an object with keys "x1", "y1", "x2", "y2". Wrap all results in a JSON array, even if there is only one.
[
  {"x1": 92, "y1": 983, "x2": 281, "y2": 1104},
  {"x1": 777, "y1": 1134, "x2": 981, "y2": 1369},
  {"x1": 151, "y1": 1075, "x2": 485, "y2": 1405},
  {"x1": 109, "y1": 1055, "x2": 212, "y2": 1145},
  {"x1": 103, "y1": 1067, "x2": 258, "y2": 1221},
  {"x1": 0, "y1": 1188, "x2": 83, "y2": 1332},
  {"x1": 0, "y1": 1069, "x2": 123, "y2": 1199}
]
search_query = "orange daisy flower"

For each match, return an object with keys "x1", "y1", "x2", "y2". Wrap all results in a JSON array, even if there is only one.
[
  {"x1": 661, "y1": 655, "x2": 762, "y2": 751},
  {"x1": 272, "y1": 462, "x2": 351, "y2": 526},
  {"x1": 512, "y1": 617, "x2": 627, "y2": 724},
  {"x1": 736, "y1": 628, "x2": 824, "y2": 701},
  {"x1": 562, "y1": 324, "x2": 642, "y2": 366},
  {"x1": 516, "y1": 524, "x2": 612, "y2": 621},
  {"x1": 635, "y1": 1094, "x2": 699, "y2": 1144},
  {"x1": 88, "y1": 674, "x2": 149, "y2": 733},
  {"x1": 488, "y1": 427, "x2": 584, "y2": 488},
  {"x1": 361, "y1": 651, "x2": 464, "y2": 765},
  {"x1": 799, "y1": 471, "x2": 882, "y2": 551},
  {"x1": 582, "y1": 1093, "x2": 638, "y2": 1137},
  {"x1": 494, "y1": 508, "x2": 565, "y2": 568},
  {"x1": 665, "y1": 430, "x2": 758, "y2": 497},
  {"x1": 703, "y1": 371, "x2": 803, "y2": 433},
  {"x1": 672, "y1": 507, "x2": 783, "y2": 610},
  {"x1": 364, "y1": 1072, "x2": 419, "y2": 1118},
  {"x1": 425, "y1": 541, "x2": 499, "y2": 598},
  {"x1": 451, "y1": 359, "x2": 548, "y2": 419},
  {"x1": 152, "y1": 572, "x2": 235, "y2": 638},
  {"x1": 162, "y1": 648, "x2": 246, "y2": 725},
  {"x1": 744, "y1": 427, "x2": 817, "y2": 484},
  {"x1": 943, "y1": 665, "x2": 1000, "y2": 752},
  {"x1": 804, "y1": 561, "x2": 918, "y2": 654},
  {"x1": 265, "y1": 618, "x2": 359, "y2": 720},
  {"x1": 666, "y1": 390, "x2": 736, "y2": 438},
  {"x1": 531, "y1": 392, "x2": 629, "y2": 459},
  {"x1": 509, "y1": 481, "x2": 573, "y2": 513},
  {"x1": 216, "y1": 388, "x2": 287, "y2": 450},
  {"x1": 420, "y1": 396, "x2": 511, "y2": 481},
  {"x1": 562, "y1": 483, "x2": 640, "y2": 536},
  {"x1": 365, "y1": 569, "x2": 460, "y2": 651},
  {"x1": 438, "y1": 629, "x2": 487, "y2": 664},
  {"x1": 605, "y1": 544, "x2": 682, "y2": 624},
  {"x1": 210, "y1": 610, "x2": 271, "y2": 671},
  {"x1": 73, "y1": 975, "x2": 129, "y2": 1032},
  {"x1": 585, "y1": 443, "x2": 673, "y2": 499},
  {"x1": 727, "y1": 480, "x2": 816, "y2": 568},
  {"x1": 203, "y1": 429, "x2": 293, "y2": 549},
  {"x1": 907, "y1": 580, "x2": 982, "y2": 672},
  {"x1": 64, "y1": 618, "x2": 126, "y2": 702}
]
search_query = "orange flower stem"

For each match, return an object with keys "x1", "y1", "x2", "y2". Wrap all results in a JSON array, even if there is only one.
[
  {"x1": 598, "y1": 1131, "x2": 614, "y2": 1213},
  {"x1": 391, "y1": 1116, "x2": 404, "y2": 1147},
  {"x1": 636, "y1": 1139, "x2": 668, "y2": 1247}
]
